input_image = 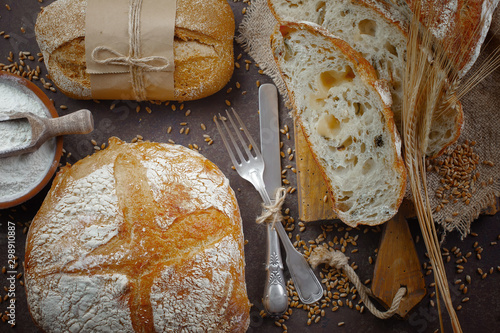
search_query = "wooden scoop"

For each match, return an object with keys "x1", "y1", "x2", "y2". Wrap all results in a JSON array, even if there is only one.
[{"x1": 0, "y1": 109, "x2": 94, "y2": 158}]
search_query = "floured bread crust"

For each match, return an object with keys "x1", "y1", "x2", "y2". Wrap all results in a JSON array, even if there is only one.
[
  {"x1": 25, "y1": 138, "x2": 250, "y2": 332},
  {"x1": 272, "y1": 22, "x2": 407, "y2": 227},
  {"x1": 35, "y1": 0, "x2": 235, "y2": 101},
  {"x1": 404, "y1": 0, "x2": 499, "y2": 76}
]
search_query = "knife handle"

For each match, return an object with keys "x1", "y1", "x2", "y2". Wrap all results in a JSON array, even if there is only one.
[{"x1": 263, "y1": 223, "x2": 288, "y2": 316}]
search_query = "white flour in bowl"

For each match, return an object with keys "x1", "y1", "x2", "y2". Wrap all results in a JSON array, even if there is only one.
[
  {"x1": 0, "y1": 116, "x2": 32, "y2": 151},
  {"x1": 0, "y1": 77, "x2": 56, "y2": 203}
]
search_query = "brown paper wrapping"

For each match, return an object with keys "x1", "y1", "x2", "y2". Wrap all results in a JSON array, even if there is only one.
[{"x1": 85, "y1": 0, "x2": 176, "y2": 101}]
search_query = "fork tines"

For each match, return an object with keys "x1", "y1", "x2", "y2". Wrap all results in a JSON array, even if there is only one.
[{"x1": 214, "y1": 108, "x2": 261, "y2": 166}]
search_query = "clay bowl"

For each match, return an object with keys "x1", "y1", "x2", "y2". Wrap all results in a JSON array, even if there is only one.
[{"x1": 0, "y1": 72, "x2": 63, "y2": 209}]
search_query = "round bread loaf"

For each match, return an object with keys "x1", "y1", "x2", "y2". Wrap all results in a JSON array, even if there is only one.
[
  {"x1": 25, "y1": 138, "x2": 250, "y2": 332},
  {"x1": 35, "y1": 0, "x2": 235, "y2": 101}
]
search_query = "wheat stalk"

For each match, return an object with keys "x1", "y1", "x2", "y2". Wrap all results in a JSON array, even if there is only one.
[
  {"x1": 403, "y1": 3, "x2": 461, "y2": 333},
  {"x1": 403, "y1": 1, "x2": 500, "y2": 332},
  {"x1": 456, "y1": 43, "x2": 500, "y2": 99}
]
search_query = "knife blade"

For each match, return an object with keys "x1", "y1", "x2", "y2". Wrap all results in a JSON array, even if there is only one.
[
  {"x1": 259, "y1": 84, "x2": 282, "y2": 199},
  {"x1": 259, "y1": 84, "x2": 323, "y2": 305}
]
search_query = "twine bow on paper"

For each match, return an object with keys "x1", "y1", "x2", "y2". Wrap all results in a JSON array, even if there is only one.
[
  {"x1": 91, "y1": 47, "x2": 171, "y2": 72},
  {"x1": 309, "y1": 246, "x2": 407, "y2": 320},
  {"x1": 90, "y1": 0, "x2": 172, "y2": 101},
  {"x1": 256, "y1": 187, "x2": 287, "y2": 229}
]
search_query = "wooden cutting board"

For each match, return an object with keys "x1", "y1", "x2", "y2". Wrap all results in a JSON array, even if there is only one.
[
  {"x1": 294, "y1": 119, "x2": 337, "y2": 221},
  {"x1": 371, "y1": 210, "x2": 427, "y2": 318}
]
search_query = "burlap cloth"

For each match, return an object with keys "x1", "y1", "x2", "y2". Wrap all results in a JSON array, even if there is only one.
[{"x1": 237, "y1": 0, "x2": 500, "y2": 238}]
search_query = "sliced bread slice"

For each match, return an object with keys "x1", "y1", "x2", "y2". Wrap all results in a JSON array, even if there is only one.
[
  {"x1": 268, "y1": 0, "x2": 464, "y2": 157},
  {"x1": 271, "y1": 21, "x2": 407, "y2": 226}
]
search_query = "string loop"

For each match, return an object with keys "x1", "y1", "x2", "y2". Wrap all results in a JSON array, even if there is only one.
[{"x1": 309, "y1": 246, "x2": 407, "y2": 320}]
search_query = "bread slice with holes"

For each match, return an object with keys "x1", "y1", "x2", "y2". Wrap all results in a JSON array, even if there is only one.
[
  {"x1": 267, "y1": 0, "x2": 464, "y2": 157},
  {"x1": 271, "y1": 21, "x2": 407, "y2": 226}
]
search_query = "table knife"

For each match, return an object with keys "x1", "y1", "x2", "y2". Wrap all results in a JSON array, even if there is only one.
[
  {"x1": 259, "y1": 83, "x2": 323, "y2": 309},
  {"x1": 259, "y1": 83, "x2": 288, "y2": 316}
]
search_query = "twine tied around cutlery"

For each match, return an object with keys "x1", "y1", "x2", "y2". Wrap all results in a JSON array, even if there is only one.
[
  {"x1": 256, "y1": 187, "x2": 287, "y2": 229},
  {"x1": 309, "y1": 246, "x2": 407, "y2": 319},
  {"x1": 90, "y1": 0, "x2": 171, "y2": 101}
]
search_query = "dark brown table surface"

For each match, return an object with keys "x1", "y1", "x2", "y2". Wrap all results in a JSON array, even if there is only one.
[{"x1": 1, "y1": 1, "x2": 499, "y2": 332}]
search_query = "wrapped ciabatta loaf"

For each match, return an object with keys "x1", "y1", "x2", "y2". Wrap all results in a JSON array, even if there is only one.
[
  {"x1": 25, "y1": 138, "x2": 250, "y2": 332},
  {"x1": 271, "y1": 22, "x2": 407, "y2": 227},
  {"x1": 35, "y1": 0, "x2": 235, "y2": 101}
]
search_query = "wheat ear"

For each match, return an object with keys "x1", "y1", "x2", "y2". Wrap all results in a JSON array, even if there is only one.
[{"x1": 402, "y1": 2, "x2": 463, "y2": 332}]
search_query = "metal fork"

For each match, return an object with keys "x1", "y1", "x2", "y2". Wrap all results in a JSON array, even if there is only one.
[{"x1": 214, "y1": 109, "x2": 323, "y2": 315}]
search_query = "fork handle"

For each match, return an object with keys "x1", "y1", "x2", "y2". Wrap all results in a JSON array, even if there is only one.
[
  {"x1": 252, "y1": 173, "x2": 288, "y2": 316},
  {"x1": 275, "y1": 222, "x2": 324, "y2": 304},
  {"x1": 254, "y1": 171, "x2": 323, "y2": 306}
]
